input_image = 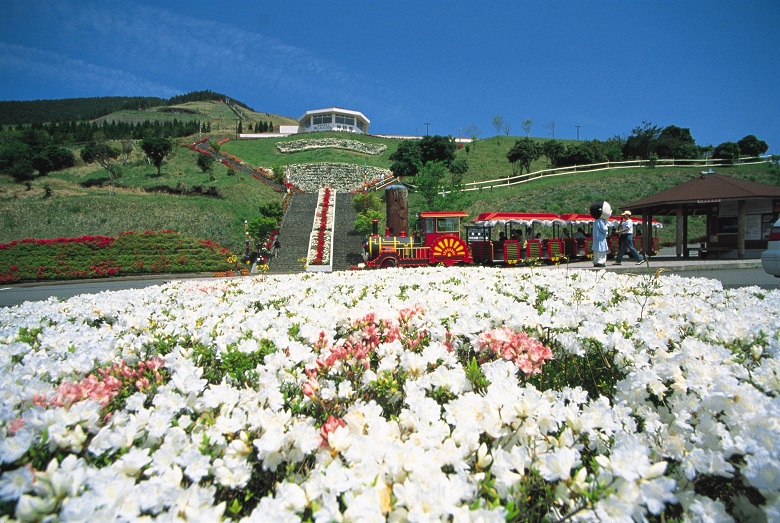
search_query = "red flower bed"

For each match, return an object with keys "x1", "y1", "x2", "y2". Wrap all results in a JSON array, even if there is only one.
[{"x1": 0, "y1": 231, "x2": 234, "y2": 283}]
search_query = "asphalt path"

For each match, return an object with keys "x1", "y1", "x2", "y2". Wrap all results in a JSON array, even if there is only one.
[{"x1": 0, "y1": 267, "x2": 776, "y2": 308}]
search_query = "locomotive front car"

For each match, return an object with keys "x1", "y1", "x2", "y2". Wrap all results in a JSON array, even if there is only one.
[{"x1": 363, "y1": 211, "x2": 472, "y2": 268}]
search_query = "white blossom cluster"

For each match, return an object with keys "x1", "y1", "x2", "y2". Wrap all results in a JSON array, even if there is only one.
[
  {"x1": 0, "y1": 266, "x2": 778, "y2": 522},
  {"x1": 276, "y1": 138, "x2": 387, "y2": 156},
  {"x1": 285, "y1": 163, "x2": 393, "y2": 192}
]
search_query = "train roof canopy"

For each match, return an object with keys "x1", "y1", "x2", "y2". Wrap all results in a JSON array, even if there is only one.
[
  {"x1": 471, "y1": 212, "x2": 560, "y2": 227},
  {"x1": 419, "y1": 211, "x2": 470, "y2": 219}
]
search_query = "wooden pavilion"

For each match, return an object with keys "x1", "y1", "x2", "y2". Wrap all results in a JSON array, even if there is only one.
[{"x1": 622, "y1": 171, "x2": 780, "y2": 259}]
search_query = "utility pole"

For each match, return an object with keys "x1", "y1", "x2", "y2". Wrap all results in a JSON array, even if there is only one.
[
  {"x1": 424, "y1": 122, "x2": 430, "y2": 136},
  {"x1": 575, "y1": 125, "x2": 581, "y2": 140}
]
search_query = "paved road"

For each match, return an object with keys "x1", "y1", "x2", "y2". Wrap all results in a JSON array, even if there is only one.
[
  {"x1": 0, "y1": 266, "x2": 776, "y2": 309},
  {"x1": 0, "y1": 276, "x2": 207, "y2": 308}
]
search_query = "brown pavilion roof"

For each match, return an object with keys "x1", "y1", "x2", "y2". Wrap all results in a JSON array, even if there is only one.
[{"x1": 622, "y1": 173, "x2": 780, "y2": 215}]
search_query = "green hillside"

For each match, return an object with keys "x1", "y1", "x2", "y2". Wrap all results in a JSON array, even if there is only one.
[
  {"x1": 1, "y1": 129, "x2": 778, "y2": 253},
  {"x1": 95, "y1": 100, "x2": 297, "y2": 134}
]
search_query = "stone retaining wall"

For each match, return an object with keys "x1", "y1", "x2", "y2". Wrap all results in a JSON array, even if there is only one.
[{"x1": 285, "y1": 163, "x2": 393, "y2": 192}]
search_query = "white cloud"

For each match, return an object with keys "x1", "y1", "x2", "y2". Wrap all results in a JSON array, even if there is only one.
[{"x1": 0, "y1": 42, "x2": 180, "y2": 98}]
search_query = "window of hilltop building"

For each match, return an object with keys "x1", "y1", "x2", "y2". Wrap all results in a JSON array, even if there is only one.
[
  {"x1": 356, "y1": 121, "x2": 364, "y2": 132},
  {"x1": 313, "y1": 115, "x2": 332, "y2": 125},
  {"x1": 335, "y1": 115, "x2": 355, "y2": 126},
  {"x1": 304, "y1": 118, "x2": 311, "y2": 129}
]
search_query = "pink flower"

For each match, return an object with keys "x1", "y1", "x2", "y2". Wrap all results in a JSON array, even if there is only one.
[
  {"x1": 478, "y1": 326, "x2": 553, "y2": 376},
  {"x1": 320, "y1": 415, "x2": 346, "y2": 446}
]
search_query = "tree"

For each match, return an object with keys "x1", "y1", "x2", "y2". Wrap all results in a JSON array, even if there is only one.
[
  {"x1": 353, "y1": 192, "x2": 384, "y2": 235},
  {"x1": 258, "y1": 200, "x2": 284, "y2": 223},
  {"x1": 623, "y1": 121, "x2": 661, "y2": 160},
  {"x1": 248, "y1": 200, "x2": 284, "y2": 250},
  {"x1": 120, "y1": 139, "x2": 134, "y2": 165},
  {"x1": 602, "y1": 136, "x2": 625, "y2": 161},
  {"x1": 141, "y1": 137, "x2": 173, "y2": 176},
  {"x1": 492, "y1": 115, "x2": 504, "y2": 137},
  {"x1": 0, "y1": 139, "x2": 35, "y2": 181},
  {"x1": 272, "y1": 164, "x2": 285, "y2": 184},
  {"x1": 541, "y1": 140, "x2": 565, "y2": 168},
  {"x1": 449, "y1": 156, "x2": 469, "y2": 178},
  {"x1": 506, "y1": 138, "x2": 541, "y2": 175},
  {"x1": 521, "y1": 119, "x2": 533, "y2": 137},
  {"x1": 414, "y1": 161, "x2": 448, "y2": 209},
  {"x1": 354, "y1": 209, "x2": 383, "y2": 235},
  {"x1": 247, "y1": 216, "x2": 278, "y2": 250},
  {"x1": 713, "y1": 141, "x2": 740, "y2": 162},
  {"x1": 81, "y1": 141, "x2": 121, "y2": 194},
  {"x1": 32, "y1": 145, "x2": 75, "y2": 176},
  {"x1": 353, "y1": 192, "x2": 382, "y2": 214},
  {"x1": 558, "y1": 143, "x2": 596, "y2": 167},
  {"x1": 655, "y1": 125, "x2": 697, "y2": 159},
  {"x1": 737, "y1": 135, "x2": 769, "y2": 157},
  {"x1": 389, "y1": 140, "x2": 423, "y2": 177},
  {"x1": 418, "y1": 135, "x2": 457, "y2": 167},
  {"x1": 196, "y1": 153, "x2": 215, "y2": 174},
  {"x1": 463, "y1": 125, "x2": 480, "y2": 152}
]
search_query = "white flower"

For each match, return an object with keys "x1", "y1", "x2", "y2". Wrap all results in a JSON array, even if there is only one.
[
  {"x1": 0, "y1": 466, "x2": 33, "y2": 501},
  {"x1": 116, "y1": 447, "x2": 152, "y2": 476},
  {"x1": 0, "y1": 428, "x2": 34, "y2": 464},
  {"x1": 213, "y1": 456, "x2": 252, "y2": 488},
  {"x1": 537, "y1": 446, "x2": 580, "y2": 482}
]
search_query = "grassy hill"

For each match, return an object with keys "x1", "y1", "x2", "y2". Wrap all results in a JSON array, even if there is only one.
[
  {"x1": 95, "y1": 100, "x2": 297, "y2": 134},
  {"x1": 1, "y1": 130, "x2": 778, "y2": 253}
]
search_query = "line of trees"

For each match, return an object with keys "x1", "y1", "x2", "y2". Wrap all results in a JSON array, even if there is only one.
[
  {"x1": 0, "y1": 90, "x2": 251, "y2": 126},
  {"x1": 0, "y1": 119, "x2": 202, "y2": 181},
  {"x1": 8, "y1": 118, "x2": 204, "y2": 145},
  {"x1": 0, "y1": 96, "x2": 166, "y2": 126},
  {"x1": 506, "y1": 122, "x2": 770, "y2": 174}
]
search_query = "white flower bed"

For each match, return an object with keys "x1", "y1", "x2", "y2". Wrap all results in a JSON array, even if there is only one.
[
  {"x1": 276, "y1": 138, "x2": 387, "y2": 156},
  {"x1": 286, "y1": 163, "x2": 393, "y2": 192},
  {"x1": 0, "y1": 267, "x2": 778, "y2": 521}
]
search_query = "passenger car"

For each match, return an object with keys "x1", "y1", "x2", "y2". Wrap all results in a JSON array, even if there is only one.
[{"x1": 761, "y1": 217, "x2": 780, "y2": 277}]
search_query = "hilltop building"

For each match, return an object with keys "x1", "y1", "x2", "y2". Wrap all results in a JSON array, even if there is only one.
[{"x1": 279, "y1": 107, "x2": 370, "y2": 135}]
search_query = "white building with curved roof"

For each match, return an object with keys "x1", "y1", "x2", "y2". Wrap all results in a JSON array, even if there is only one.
[{"x1": 279, "y1": 107, "x2": 370, "y2": 135}]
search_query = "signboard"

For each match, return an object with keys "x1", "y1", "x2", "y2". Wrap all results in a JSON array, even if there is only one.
[{"x1": 746, "y1": 215, "x2": 762, "y2": 240}]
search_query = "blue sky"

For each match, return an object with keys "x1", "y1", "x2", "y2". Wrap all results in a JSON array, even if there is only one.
[{"x1": 1, "y1": 0, "x2": 778, "y2": 152}]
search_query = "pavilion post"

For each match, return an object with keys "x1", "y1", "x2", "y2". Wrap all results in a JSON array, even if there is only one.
[
  {"x1": 676, "y1": 205, "x2": 684, "y2": 258},
  {"x1": 737, "y1": 200, "x2": 746, "y2": 259}
]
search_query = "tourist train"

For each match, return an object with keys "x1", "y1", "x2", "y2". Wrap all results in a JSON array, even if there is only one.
[{"x1": 362, "y1": 210, "x2": 661, "y2": 269}]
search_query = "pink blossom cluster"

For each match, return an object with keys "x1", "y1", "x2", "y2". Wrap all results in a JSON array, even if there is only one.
[
  {"x1": 33, "y1": 357, "x2": 166, "y2": 409},
  {"x1": 477, "y1": 326, "x2": 553, "y2": 376},
  {"x1": 304, "y1": 307, "x2": 427, "y2": 398}
]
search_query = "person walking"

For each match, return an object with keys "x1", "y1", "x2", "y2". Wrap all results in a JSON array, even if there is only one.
[
  {"x1": 272, "y1": 236, "x2": 281, "y2": 258},
  {"x1": 614, "y1": 210, "x2": 645, "y2": 265}
]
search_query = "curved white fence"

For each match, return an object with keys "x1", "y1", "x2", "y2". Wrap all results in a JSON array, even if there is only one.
[{"x1": 462, "y1": 156, "x2": 771, "y2": 193}]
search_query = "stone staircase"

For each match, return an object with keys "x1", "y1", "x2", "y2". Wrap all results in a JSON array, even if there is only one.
[
  {"x1": 265, "y1": 191, "x2": 364, "y2": 274},
  {"x1": 265, "y1": 192, "x2": 317, "y2": 275}
]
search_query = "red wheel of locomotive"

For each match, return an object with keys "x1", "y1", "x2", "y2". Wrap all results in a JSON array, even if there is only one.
[{"x1": 429, "y1": 236, "x2": 470, "y2": 266}]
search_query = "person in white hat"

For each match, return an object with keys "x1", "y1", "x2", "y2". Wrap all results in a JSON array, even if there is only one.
[{"x1": 614, "y1": 210, "x2": 645, "y2": 265}]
